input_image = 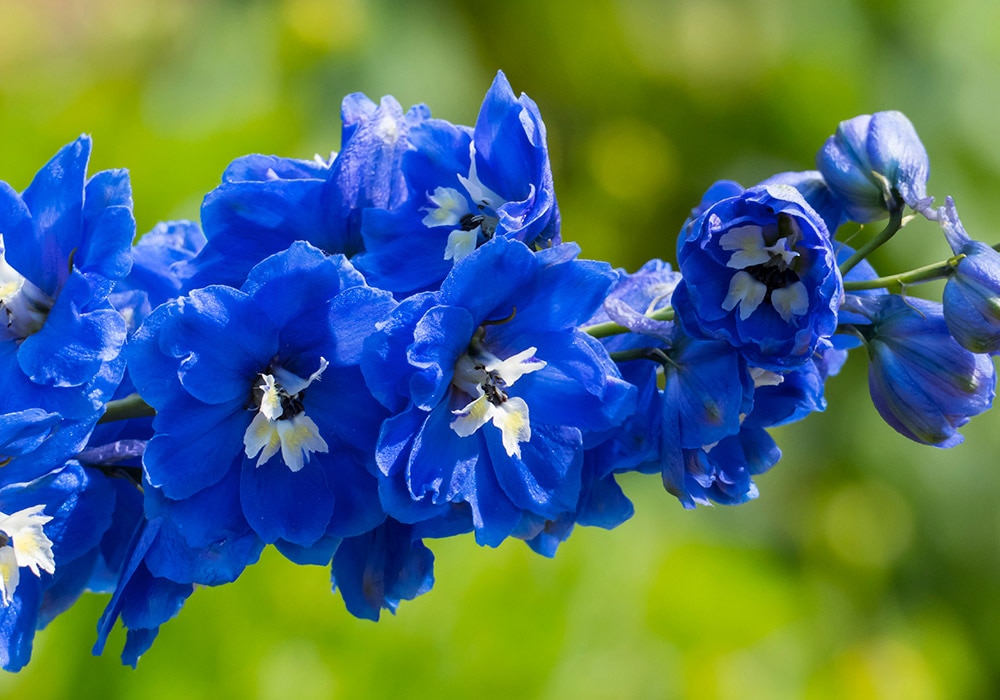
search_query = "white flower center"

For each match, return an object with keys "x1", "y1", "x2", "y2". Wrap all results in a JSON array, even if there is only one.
[
  {"x1": 0, "y1": 505, "x2": 56, "y2": 607},
  {"x1": 243, "y1": 358, "x2": 330, "y2": 472},
  {"x1": 0, "y1": 234, "x2": 54, "y2": 340},
  {"x1": 421, "y1": 142, "x2": 507, "y2": 263},
  {"x1": 718, "y1": 220, "x2": 809, "y2": 323},
  {"x1": 450, "y1": 344, "x2": 545, "y2": 459}
]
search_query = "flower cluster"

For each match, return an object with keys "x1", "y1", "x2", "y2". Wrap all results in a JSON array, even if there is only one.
[{"x1": 0, "y1": 76, "x2": 995, "y2": 671}]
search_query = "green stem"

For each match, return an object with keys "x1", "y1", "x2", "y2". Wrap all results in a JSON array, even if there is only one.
[
  {"x1": 608, "y1": 347, "x2": 667, "y2": 363},
  {"x1": 843, "y1": 253, "x2": 966, "y2": 292},
  {"x1": 99, "y1": 393, "x2": 156, "y2": 424},
  {"x1": 839, "y1": 205, "x2": 904, "y2": 276},
  {"x1": 582, "y1": 306, "x2": 674, "y2": 339}
]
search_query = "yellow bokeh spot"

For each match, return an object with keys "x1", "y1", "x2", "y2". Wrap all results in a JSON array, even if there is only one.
[{"x1": 281, "y1": 0, "x2": 366, "y2": 52}]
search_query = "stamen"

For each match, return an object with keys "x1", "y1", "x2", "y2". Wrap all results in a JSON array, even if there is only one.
[
  {"x1": 449, "y1": 344, "x2": 545, "y2": 458},
  {"x1": 243, "y1": 358, "x2": 329, "y2": 471}
]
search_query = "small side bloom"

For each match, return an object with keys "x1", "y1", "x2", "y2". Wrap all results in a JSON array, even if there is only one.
[
  {"x1": 673, "y1": 182, "x2": 842, "y2": 370},
  {"x1": 355, "y1": 71, "x2": 560, "y2": 296}
]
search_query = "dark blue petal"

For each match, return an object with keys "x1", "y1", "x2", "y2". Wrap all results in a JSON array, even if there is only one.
[
  {"x1": 240, "y1": 456, "x2": 335, "y2": 546},
  {"x1": 331, "y1": 519, "x2": 434, "y2": 621},
  {"x1": 144, "y1": 472, "x2": 264, "y2": 586}
]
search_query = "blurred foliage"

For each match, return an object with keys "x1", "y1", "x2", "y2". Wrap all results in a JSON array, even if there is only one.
[{"x1": 2, "y1": 0, "x2": 1000, "y2": 697}]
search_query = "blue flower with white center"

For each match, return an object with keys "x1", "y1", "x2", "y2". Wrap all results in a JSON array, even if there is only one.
[
  {"x1": 937, "y1": 197, "x2": 1000, "y2": 353},
  {"x1": 0, "y1": 461, "x2": 130, "y2": 672},
  {"x1": 127, "y1": 242, "x2": 396, "y2": 584},
  {"x1": 673, "y1": 182, "x2": 842, "y2": 370},
  {"x1": 187, "y1": 94, "x2": 430, "y2": 290},
  {"x1": 354, "y1": 71, "x2": 560, "y2": 296},
  {"x1": 816, "y1": 111, "x2": 931, "y2": 223},
  {"x1": 0, "y1": 136, "x2": 133, "y2": 481},
  {"x1": 361, "y1": 237, "x2": 634, "y2": 547}
]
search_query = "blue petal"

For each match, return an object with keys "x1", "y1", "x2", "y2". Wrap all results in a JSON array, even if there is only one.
[
  {"x1": 79, "y1": 168, "x2": 135, "y2": 285},
  {"x1": 192, "y1": 176, "x2": 328, "y2": 289},
  {"x1": 407, "y1": 305, "x2": 475, "y2": 410},
  {"x1": 331, "y1": 519, "x2": 434, "y2": 621},
  {"x1": 0, "y1": 574, "x2": 41, "y2": 672},
  {"x1": 165, "y1": 286, "x2": 277, "y2": 405},
  {"x1": 240, "y1": 455, "x2": 335, "y2": 546},
  {"x1": 142, "y1": 399, "x2": 246, "y2": 500},
  {"x1": 18, "y1": 136, "x2": 90, "y2": 296},
  {"x1": 18, "y1": 272, "x2": 126, "y2": 387},
  {"x1": 144, "y1": 472, "x2": 264, "y2": 586}
]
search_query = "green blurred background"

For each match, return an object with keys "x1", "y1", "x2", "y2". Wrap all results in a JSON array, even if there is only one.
[{"x1": 2, "y1": 0, "x2": 1000, "y2": 697}]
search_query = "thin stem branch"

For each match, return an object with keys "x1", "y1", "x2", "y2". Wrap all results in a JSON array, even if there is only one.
[
  {"x1": 843, "y1": 254, "x2": 966, "y2": 292},
  {"x1": 99, "y1": 393, "x2": 156, "y2": 424},
  {"x1": 582, "y1": 306, "x2": 675, "y2": 339},
  {"x1": 839, "y1": 205, "x2": 904, "y2": 276}
]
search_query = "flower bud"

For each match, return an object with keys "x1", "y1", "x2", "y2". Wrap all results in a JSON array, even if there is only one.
[
  {"x1": 939, "y1": 197, "x2": 1000, "y2": 353},
  {"x1": 856, "y1": 294, "x2": 994, "y2": 447},
  {"x1": 816, "y1": 111, "x2": 930, "y2": 223}
]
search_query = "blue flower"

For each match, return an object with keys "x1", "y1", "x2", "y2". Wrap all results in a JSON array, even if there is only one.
[
  {"x1": 354, "y1": 71, "x2": 560, "y2": 296},
  {"x1": 0, "y1": 461, "x2": 131, "y2": 671},
  {"x1": 673, "y1": 183, "x2": 842, "y2": 370},
  {"x1": 848, "y1": 294, "x2": 995, "y2": 447},
  {"x1": 361, "y1": 237, "x2": 634, "y2": 547},
  {"x1": 816, "y1": 111, "x2": 931, "y2": 223},
  {"x1": 128, "y1": 242, "x2": 395, "y2": 583},
  {"x1": 0, "y1": 136, "x2": 134, "y2": 481},
  {"x1": 0, "y1": 136, "x2": 132, "y2": 386},
  {"x1": 937, "y1": 197, "x2": 1000, "y2": 353},
  {"x1": 188, "y1": 95, "x2": 429, "y2": 289}
]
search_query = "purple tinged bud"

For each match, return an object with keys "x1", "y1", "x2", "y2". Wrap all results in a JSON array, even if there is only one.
[
  {"x1": 816, "y1": 111, "x2": 930, "y2": 223},
  {"x1": 857, "y1": 294, "x2": 994, "y2": 447},
  {"x1": 939, "y1": 197, "x2": 1000, "y2": 353}
]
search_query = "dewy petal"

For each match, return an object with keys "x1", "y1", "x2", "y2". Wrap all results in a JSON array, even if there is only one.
[
  {"x1": 719, "y1": 225, "x2": 771, "y2": 269},
  {"x1": 244, "y1": 411, "x2": 282, "y2": 466},
  {"x1": 444, "y1": 229, "x2": 478, "y2": 262},
  {"x1": 486, "y1": 346, "x2": 546, "y2": 385},
  {"x1": 275, "y1": 414, "x2": 329, "y2": 472},
  {"x1": 722, "y1": 270, "x2": 767, "y2": 320},
  {"x1": 770, "y1": 281, "x2": 809, "y2": 322},
  {"x1": 493, "y1": 396, "x2": 532, "y2": 458},
  {"x1": 421, "y1": 187, "x2": 469, "y2": 228},
  {"x1": 257, "y1": 375, "x2": 282, "y2": 421},
  {"x1": 450, "y1": 394, "x2": 493, "y2": 438}
]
